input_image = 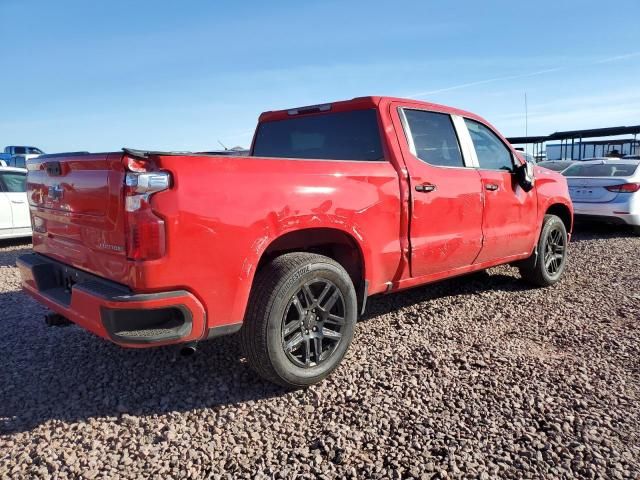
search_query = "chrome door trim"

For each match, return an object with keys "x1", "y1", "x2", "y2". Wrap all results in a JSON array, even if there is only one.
[{"x1": 398, "y1": 107, "x2": 417, "y2": 157}]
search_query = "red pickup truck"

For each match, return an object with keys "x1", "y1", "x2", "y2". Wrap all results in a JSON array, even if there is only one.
[{"x1": 18, "y1": 96, "x2": 572, "y2": 388}]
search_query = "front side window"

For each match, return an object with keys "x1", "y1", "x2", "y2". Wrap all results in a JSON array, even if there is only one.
[
  {"x1": 403, "y1": 109, "x2": 464, "y2": 167},
  {"x1": 253, "y1": 109, "x2": 383, "y2": 161},
  {"x1": 13, "y1": 147, "x2": 26, "y2": 155},
  {"x1": 465, "y1": 119, "x2": 513, "y2": 171},
  {"x1": 0, "y1": 172, "x2": 27, "y2": 192}
]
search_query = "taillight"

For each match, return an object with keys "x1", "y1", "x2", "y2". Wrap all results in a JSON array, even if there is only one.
[
  {"x1": 605, "y1": 183, "x2": 640, "y2": 193},
  {"x1": 123, "y1": 157, "x2": 171, "y2": 261}
]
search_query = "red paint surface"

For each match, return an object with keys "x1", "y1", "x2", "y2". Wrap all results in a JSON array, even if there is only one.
[{"x1": 22, "y1": 96, "x2": 573, "y2": 347}]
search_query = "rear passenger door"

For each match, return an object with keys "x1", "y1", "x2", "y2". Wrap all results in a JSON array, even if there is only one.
[
  {"x1": 394, "y1": 106, "x2": 484, "y2": 278},
  {"x1": 463, "y1": 119, "x2": 537, "y2": 263}
]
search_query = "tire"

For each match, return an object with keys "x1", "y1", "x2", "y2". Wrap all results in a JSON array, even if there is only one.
[
  {"x1": 632, "y1": 225, "x2": 640, "y2": 236},
  {"x1": 240, "y1": 252, "x2": 357, "y2": 388},
  {"x1": 519, "y1": 214, "x2": 568, "y2": 287}
]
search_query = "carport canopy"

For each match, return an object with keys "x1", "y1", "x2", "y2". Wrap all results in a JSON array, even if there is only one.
[{"x1": 507, "y1": 125, "x2": 640, "y2": 144}]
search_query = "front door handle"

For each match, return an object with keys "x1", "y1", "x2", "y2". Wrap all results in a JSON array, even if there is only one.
[
  {"x1": 485, "y1": 183, "x2": 499, "y2": 191},
  {"x1": 11, "y1": 200, "x2": 26, "y2": 204},
  {"x1": 415, "y1": 183, "x2": 437, "y2": 193}
]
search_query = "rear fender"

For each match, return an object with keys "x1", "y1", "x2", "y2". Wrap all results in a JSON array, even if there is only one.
[{"x1": 228, "y1": 222, "x2": 374, "y2": 324}]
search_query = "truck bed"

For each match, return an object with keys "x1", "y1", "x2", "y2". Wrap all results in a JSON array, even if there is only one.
[{"x1": 27, "y1": 149, "x2": 405, "y2": 329}]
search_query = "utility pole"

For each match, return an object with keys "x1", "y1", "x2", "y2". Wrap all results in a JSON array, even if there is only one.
[{"x1": 524, "y1": 92, "x2": 528, "y2": 154}]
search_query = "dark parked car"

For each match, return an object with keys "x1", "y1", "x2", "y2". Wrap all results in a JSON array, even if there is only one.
[{"x1": 538, "y1": 160, "x2": 575, "y2": 172}]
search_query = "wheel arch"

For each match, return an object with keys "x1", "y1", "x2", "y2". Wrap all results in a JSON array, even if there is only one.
[
  {"x1": 545, "y1": 202, "x2": 573, "y2": 233},
  {"x1": 257, "y1": 227, "x2": 367, "y2": 298},
  {"x1": 228, "y1": 227, "x2": 370, "y2": 325}
]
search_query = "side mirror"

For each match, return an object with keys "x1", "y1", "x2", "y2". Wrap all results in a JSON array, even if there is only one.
[{"x1": 514, "y1": 162, "x2": 535, "y2": 192}]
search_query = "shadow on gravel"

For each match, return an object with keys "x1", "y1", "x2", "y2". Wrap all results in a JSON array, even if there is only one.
[
  {"x1": 570, "y1": 223, "x2": 638, "y2": 242},
  {"x1": 0, "y1": 238, "x2": 32, "y2": 267},
  {"x1": 362, "y1": 270, "x2": 530, "y2": 321},
  {"x1": 5, "y1": 225, "x2": 631, "y2": 435},
  {"x1": 0, "y1": 288, "x2": 287, "y2": 434},
  {"x1": 0, "y1": 268, "x2": 534, "y2": 434}
]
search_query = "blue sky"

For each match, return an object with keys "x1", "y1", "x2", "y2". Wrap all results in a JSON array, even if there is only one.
[{"x1": 1, "y1": 0, "x2": 639, "y2": 152}]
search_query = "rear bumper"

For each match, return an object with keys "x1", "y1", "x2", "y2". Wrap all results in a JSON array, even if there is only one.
[
  {"x1": 17, "y1": 253, "x2": 208, "y2": 348},
  {"x1": 572, "y1": 200, "x2": 640, "y2": 226},
  {"x1": 573, "y1": 203, "x2": 640, "y2": 226}
]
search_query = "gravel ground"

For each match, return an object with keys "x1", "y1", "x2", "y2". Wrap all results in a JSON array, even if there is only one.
[{"x1": 0, "y1": 225, "x2": 639, "y2": 479}]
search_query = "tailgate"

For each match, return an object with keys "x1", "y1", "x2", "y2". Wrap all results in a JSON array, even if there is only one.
[{"x1": 27, "y1": 152, "x2": 130, "y2": 283}]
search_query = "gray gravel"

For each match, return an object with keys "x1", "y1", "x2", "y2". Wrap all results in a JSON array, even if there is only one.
[{"x1": 1, "y1": 225, "x2": 639, "y2": 479}]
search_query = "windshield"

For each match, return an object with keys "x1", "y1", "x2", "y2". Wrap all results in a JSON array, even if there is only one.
[
  {"x1": 26, "y1": 147, "x2": 43, "y2": 154},
  {"x1": 562, "y1": 162, "x2": 639, "y2": 177},
  {"x1": 253, "y1": 109, "x2": 383, "y2": 161}
]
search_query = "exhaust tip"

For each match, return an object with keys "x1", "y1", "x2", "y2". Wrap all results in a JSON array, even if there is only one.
[{"x1": 180, "y1": 343, "x2": 197, "y2": 357}]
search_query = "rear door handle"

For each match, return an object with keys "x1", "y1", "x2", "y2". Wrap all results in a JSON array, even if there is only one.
[
  {"x1": 485, "y1": 183, "x2": 499, "y2": 191},
  {"x1": 415, "y1": 183, "x2": 437, "y2": 193},
  {"x1": 11, "y1": 200, "x2": 26, "y2": 204}
]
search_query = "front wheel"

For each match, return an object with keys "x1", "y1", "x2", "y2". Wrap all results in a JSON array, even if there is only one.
[
  {"x1": 240, "y1": 253, "x2": 357, "y2": 388},
  {"x1": 519, "y1": 214, "x2": 568, "y2": 287}
]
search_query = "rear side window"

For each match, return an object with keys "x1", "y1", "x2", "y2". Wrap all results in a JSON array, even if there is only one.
[
  {"x1": 0, "y1": 172, "x2": 27, "y2": 192},
  {"x1": 562, "y1": 162, "x2": 639, "y2": 177},
  {"x1": 402, "y1": 109, "x2": 464, "y2": 167},
  {"x1": 253, "y1": 109, "x2": 383, "y2": 161},
  {"x1": 465, "y1": 119, "x2": 514, "y2": 171},
  {"x1": 13, "y1": 147, "x2": 26, "y2": 155},
  {"x1": 11, "y1": 157, "x2": 26, "y2": 168}
]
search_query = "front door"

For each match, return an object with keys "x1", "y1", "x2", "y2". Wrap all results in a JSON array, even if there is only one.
[
  {"x1": 0, "y1": 192, "x2": 13, "y2": 236},
  {"x1": 463, "y1": 119, "x2": 537, "y2": 263},
  {"x1": 394, "y1": 106, "x2": 484, "y2": 277},
  {"x1": 0, "y1": 170, "x2": 30, "y2": 232}
]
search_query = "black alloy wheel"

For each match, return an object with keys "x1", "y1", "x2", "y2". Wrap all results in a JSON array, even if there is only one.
[
  {"x1": 240, "y1": 252, "x2": 357, "y2": 388},
  {"x1": 281, "y1": 279, "x2": 346, "y2": 368},
  {"x1": 519, "y1": 214, "x2": 569, "y2": 287},
  {"x1": 543, "y1": 225, "x2": 566, "y2": 276}
]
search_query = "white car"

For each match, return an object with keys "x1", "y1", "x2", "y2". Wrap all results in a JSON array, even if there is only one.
[
  {"x1": 562, "y1": 159, "x2": 640, "y2": 233},
  {"x1": 0, "y1": 167, "x2": 31, "y2": 239}
]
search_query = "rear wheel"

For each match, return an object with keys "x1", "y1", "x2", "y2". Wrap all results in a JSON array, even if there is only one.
[
  {"x1": 519, "y1": 214, "x2": 568, "y2": 287},
  {"x1": 240, "y1": 252, "x2": 357, "y2": 388}
]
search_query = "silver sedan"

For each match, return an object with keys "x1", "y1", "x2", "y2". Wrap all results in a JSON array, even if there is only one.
[{"x1": 562, "y1": 159, "x2": 640, "y2": 234}]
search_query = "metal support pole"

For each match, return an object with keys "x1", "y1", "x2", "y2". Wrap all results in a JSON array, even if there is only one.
[
  {"x1": 571, "y1": 138, "x2": 575, "y2": 160},
  {"x1": 579, "y1": 136, "x2": 583, "y2": 160}
]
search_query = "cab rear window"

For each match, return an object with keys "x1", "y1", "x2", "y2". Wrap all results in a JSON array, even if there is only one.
[{"x1": 253, "y1": 109, "x2": 383, "y2": 161}]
